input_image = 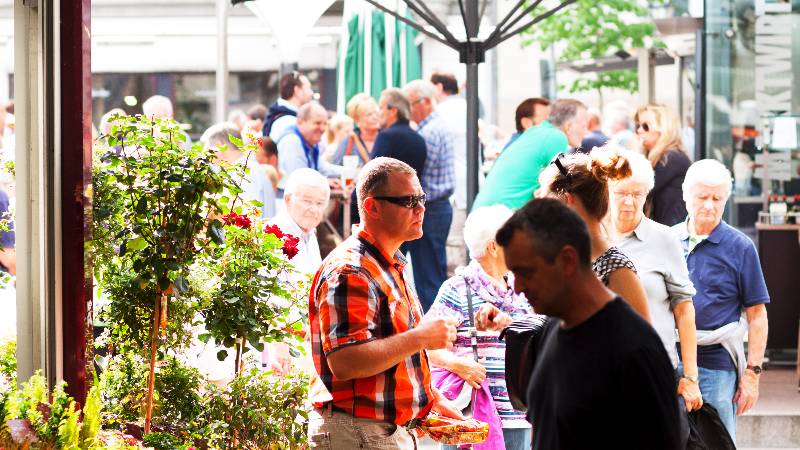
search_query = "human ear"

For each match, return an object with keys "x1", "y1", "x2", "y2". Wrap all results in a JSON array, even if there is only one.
[
  {"x1": 557, "y1": 246, "x2": 579, "y2": 277},
  {"x1": 362, "y1": 197, "x2": 380, "y2": 219}
]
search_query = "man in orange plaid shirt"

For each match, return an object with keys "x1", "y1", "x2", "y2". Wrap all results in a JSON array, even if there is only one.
[{"x1": 308, "y1": 157, "x2": 463, "y2": 448}]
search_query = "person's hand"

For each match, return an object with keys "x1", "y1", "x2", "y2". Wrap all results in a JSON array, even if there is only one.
[
  {"x1": 329, "y1": 178, "x2": 342, "y2": 190},
  {"x1": 735, "y1": 369, "x2": 760, "y2": 415},
  {"x1": 677, "y1": 377, "x2": 703, "y2": 412},
  {"x1": 269, "y1": 342, "x2": 292, "y2": 376},
  {"x1": 430, "y1": 387, "x2": 465, "y2": 420},
  {"x1": 474, "y1": 303, "x2": 512, "y2": 332},
  {"x1": 450, "y1": 357, "x2": 486, "y2": 389},
  {"x1": 415, "y1": 315, "x2": 458, "y2": 350}
]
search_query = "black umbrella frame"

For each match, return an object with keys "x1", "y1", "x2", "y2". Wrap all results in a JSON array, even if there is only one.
[{"x1": 233, "y1": 0, "x2": 578, "y2": 209}]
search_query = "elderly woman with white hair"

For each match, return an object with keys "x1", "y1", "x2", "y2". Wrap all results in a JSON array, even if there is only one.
[
  {"x1": 671, "y1": 159, "x2": 769, "y2": 441},
  {"x1": 607, "y1": 148, "x2": 703, "y2": 415},
  {"x1": 426, "y1": 205, "x2": 532, "y2": 450}
]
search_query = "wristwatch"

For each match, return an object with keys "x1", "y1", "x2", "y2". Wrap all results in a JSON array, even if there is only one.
[
  {"x1": 746, "y1": 364, "x2": 763, "y2": 375},
  {"x1": 682, "y1": 375, "x2": 699, "y2": 383}
]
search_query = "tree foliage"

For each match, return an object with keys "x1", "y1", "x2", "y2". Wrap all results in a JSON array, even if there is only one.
[{"x1": 521, "y1": 0, "x2": 666, "y2": 94}]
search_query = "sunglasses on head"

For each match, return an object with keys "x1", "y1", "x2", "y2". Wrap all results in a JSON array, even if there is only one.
[
  {"x1": 635, "y1": 122, "x2": 651, "y2": 132},
  {"x1": 373, "y1": 194, "x2": 427, "y2": 209},
  {"x1": 549, "y1": 152, "x2": 569, "y2": 177}
]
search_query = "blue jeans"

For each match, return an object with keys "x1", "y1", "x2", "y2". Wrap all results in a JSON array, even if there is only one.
[
  {"x1": 402, "y1": 198, "x2": 452, "y2": 312},
  {"x1": 698, "y1": 366, "x2": 738, "y2": 442},
  {"x1": 441, "y1": 427, "x2": 531, "y2": 450}
]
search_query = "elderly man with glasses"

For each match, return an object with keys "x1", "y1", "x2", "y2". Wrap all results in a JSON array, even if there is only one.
[{"x1": 307, "y1": 157, "x2": 462, "y2": 449}]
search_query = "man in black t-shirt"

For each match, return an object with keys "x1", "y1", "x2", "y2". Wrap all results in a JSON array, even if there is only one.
[{"x1": 484, "y1": 199, "x2": 681, "y2": 450}]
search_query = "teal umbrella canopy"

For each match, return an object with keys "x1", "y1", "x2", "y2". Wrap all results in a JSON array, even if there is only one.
[{"x1": 337, "y1": 3, "x2": 422, "y2": 111}]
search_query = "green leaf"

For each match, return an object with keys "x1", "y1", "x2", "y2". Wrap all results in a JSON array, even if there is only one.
[
  {"x1": 208, "y1": 220, "x2": 225, "y2": 245},
  {"x1": 127, "y1": 237, "x2": 147, "y2": 252},
  {"x1": 216, "y1": 349, "x2": 228, "y2": 361},
  {"x1": 198, "y1": 333, "x2": 210, "y2": 343}
]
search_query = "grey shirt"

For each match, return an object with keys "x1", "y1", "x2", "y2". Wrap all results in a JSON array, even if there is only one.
[{"x1": 617, "y1": 216, "x2": 696, "y2": 367}]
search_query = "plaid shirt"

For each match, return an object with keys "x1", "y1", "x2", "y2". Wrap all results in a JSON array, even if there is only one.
[
  {"x1": 308, "y1": 229, "x2": 433, "y2": 425},
  {"x1": 416, "y1": 111, "x2": 455, "y2": 201}
]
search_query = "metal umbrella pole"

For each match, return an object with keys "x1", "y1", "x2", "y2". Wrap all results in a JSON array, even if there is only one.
[{"x1": 360, "y1": 0, "x2": 577, "y2": 210}]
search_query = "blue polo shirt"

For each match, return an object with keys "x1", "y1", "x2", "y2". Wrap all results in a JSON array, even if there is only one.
[{"x1": 672, "y1": 220, "x2": 770, "y2": 370}]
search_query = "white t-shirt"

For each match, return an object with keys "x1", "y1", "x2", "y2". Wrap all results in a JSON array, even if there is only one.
[{"x1": 436, "y1": 95, "x2": 469, "y2": 209}]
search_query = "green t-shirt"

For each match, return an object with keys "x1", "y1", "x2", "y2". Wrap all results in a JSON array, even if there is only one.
[{"x1": 473, "y1": 121, "x2": 568, "y2": 210}]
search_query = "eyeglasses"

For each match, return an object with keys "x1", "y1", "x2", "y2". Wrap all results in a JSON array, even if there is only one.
[
  {"x1": 613, "y1": 190, "x2": 647, "y2": 200},
  {"x1": 635, "y1": 122, "x2": 651, "y2": 132},
  {"x1": 549, "y1": 152, "x2": 569, "y2": 177},
  {"x1": 372, "y1": 194, "x2": 427, "y2": 209},
  {"x1": 295, "y1": 196, "x2": 328, "y2": 210}
]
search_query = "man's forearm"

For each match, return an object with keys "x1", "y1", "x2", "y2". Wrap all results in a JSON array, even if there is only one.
[
  {"x1": 327, "y1": 329, "x2": 423, "y2": 380},
  {"x1": 746, "y1": 305, "x2": 769, "y2": 366}
]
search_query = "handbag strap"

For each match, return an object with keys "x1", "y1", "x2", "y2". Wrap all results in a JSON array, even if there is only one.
[{"x1": 462, "y1": 277, "x2": 479, "y2": 362}]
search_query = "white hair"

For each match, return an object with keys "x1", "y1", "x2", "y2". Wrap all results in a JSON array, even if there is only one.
[
  {"x1": 464, "y1": 205, "x2": 514, "y2": 259},
  {"x1": 200, "y1": 122, "x2": 240, "y2": 151},
  {"x1": 682, "y1": 159, "x2": 732, "y2": 199},
  {"x1": 606, "y1": 145, "x2": 655, "y2": 192},
  {"x1": 404, "y1": 79, "x2": 437, "y2": 102},
  {"x1": 142, "y1": 95, "x2": 174, "y2": 119},
  {"x1": 283, "y1": 168, "x2": 331, "y2": 199}
]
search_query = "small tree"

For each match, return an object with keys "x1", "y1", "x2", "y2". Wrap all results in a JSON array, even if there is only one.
[
  {"x1": 195, "y1": 216, "x2": 304, "y2": 377},
  {"x1": 521, "y1": 0, "x2": 665, "y2": 105},
  {"x1": 92, "y1": 114, "x2": 240, "y2": 433}
]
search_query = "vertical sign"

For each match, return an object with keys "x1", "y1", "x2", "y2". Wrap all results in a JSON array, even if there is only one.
[{"x1": 754, "y1": 0, "x2": 793, "y2": 115}]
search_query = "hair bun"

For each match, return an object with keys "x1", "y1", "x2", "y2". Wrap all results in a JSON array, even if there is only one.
[{"x1": 588, "y1": 149, "x2": 632, "y2": 182}]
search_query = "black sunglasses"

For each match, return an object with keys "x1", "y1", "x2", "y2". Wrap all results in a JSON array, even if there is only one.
[
  {"x1": 635, "y1": 122, "x2": 651, "y2": 132},
  {"x1": 549, "y1": 152, "x2": 569, "y2": 177},
  {"x1": 373, "y1": 194, "x2": 427, "y2": 209}
]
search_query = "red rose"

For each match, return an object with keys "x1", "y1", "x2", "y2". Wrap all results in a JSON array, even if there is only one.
[
  {"x1": 222, "y1": 212, "x2": 237, "y2": 226},
  {"x1": 281, "y1": 233, "x2": 300, "y2": 259},
  {"x1": 223, "y1": 212, "x2": 251, "y2": 229},
  {"x1": 235, "y1": 215, "x2": 252, "y2": 229},
  {"x1": 263, "y1": 224, "x2": 284, "y2": 239}
]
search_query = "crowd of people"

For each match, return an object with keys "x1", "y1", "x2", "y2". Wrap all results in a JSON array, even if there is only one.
[{"x1": 84, "y1": 70, "x2": 770, "y2": 449}]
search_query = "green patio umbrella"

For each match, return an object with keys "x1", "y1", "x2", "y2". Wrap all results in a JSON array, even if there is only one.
[{"x1": 337, "y1": 1, "x2": 422, "y2": 111}]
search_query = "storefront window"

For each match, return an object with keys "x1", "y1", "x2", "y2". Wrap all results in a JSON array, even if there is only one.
[
  {"x1": 91, "y1": 70, "x2": 327, "y2": 140},
  {"x1": 704, "y1": 0, "x2": 799, "y2": 233}
]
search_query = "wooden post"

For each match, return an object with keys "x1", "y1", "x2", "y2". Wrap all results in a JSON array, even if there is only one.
[
  {"x1": 60, "y1": 0, "x2": 93, "y2": 405},
  {"x1": 144, "y1": 293, "x2": 164, "y2": 433}
]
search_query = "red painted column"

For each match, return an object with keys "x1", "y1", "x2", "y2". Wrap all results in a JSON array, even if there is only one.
[{"x1": 59, "y1": 0, "x2": 93, "y2": 405}]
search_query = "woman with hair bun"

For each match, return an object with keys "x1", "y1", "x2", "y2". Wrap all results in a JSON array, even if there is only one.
[
  {"x1": 633, "y1": 104, "x2": 692, "y2": 226},
  {"x1": 537, "y1": 148, "x2": 651, "y2": 322}
]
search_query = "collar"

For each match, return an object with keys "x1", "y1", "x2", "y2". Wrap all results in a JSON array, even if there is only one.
[
  {"x1": 388, "y1": 119, "x2": 410, "y2": 129},
  {"x1": 417, "y1": 111, "x2": 439, "y2": 131},
  {"x1": 630, "y1": 216, "x2": 652, "y2": 242},
  {"x1": 538, "y1": 120, "x2": 555, "y2": 130},
  {"x1": 277, "y1": 98, "x2": 298, "y2": 112},
  {"x1": 356, "y1": 227, "x2": 407, "y2": 269},
  {"x1": 676, "y1": 218, "x2": 726, "y2": 244}
]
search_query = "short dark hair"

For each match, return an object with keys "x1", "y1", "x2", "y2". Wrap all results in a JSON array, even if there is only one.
[
  {"x1": 356, "y1": 157, "x2": 416, "y2": 218},
  {"x1": 247, "y1": 103, "x2": 267, "y2": 121},
  {"x1": 279, "y1": 71, "x2": 305, "y2": 100},
  {"x1": 496, "y1": 198, "x2": 591, "y2": 268},
  {"x1": 514, "y1": 97, "x2": 550, "y2": 132},
  {"x1": 548, "y1": 99, "x2": 586, "y2": 127},
  {"x1": 430, "y1": 72, "x2": 459, "y2": 95},
  {"x1": 259, "y1": 136, "x2": 278, "y2": 157}
]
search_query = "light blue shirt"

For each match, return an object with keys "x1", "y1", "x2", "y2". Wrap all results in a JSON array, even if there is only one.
[{"x1": 276, "y1": 126, "x2": 342, "y2": 190}]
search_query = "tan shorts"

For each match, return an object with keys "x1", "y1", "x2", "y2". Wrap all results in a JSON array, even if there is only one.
[{"x1": 308, "y1": 407, "x2": 418, "y2": 450}]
